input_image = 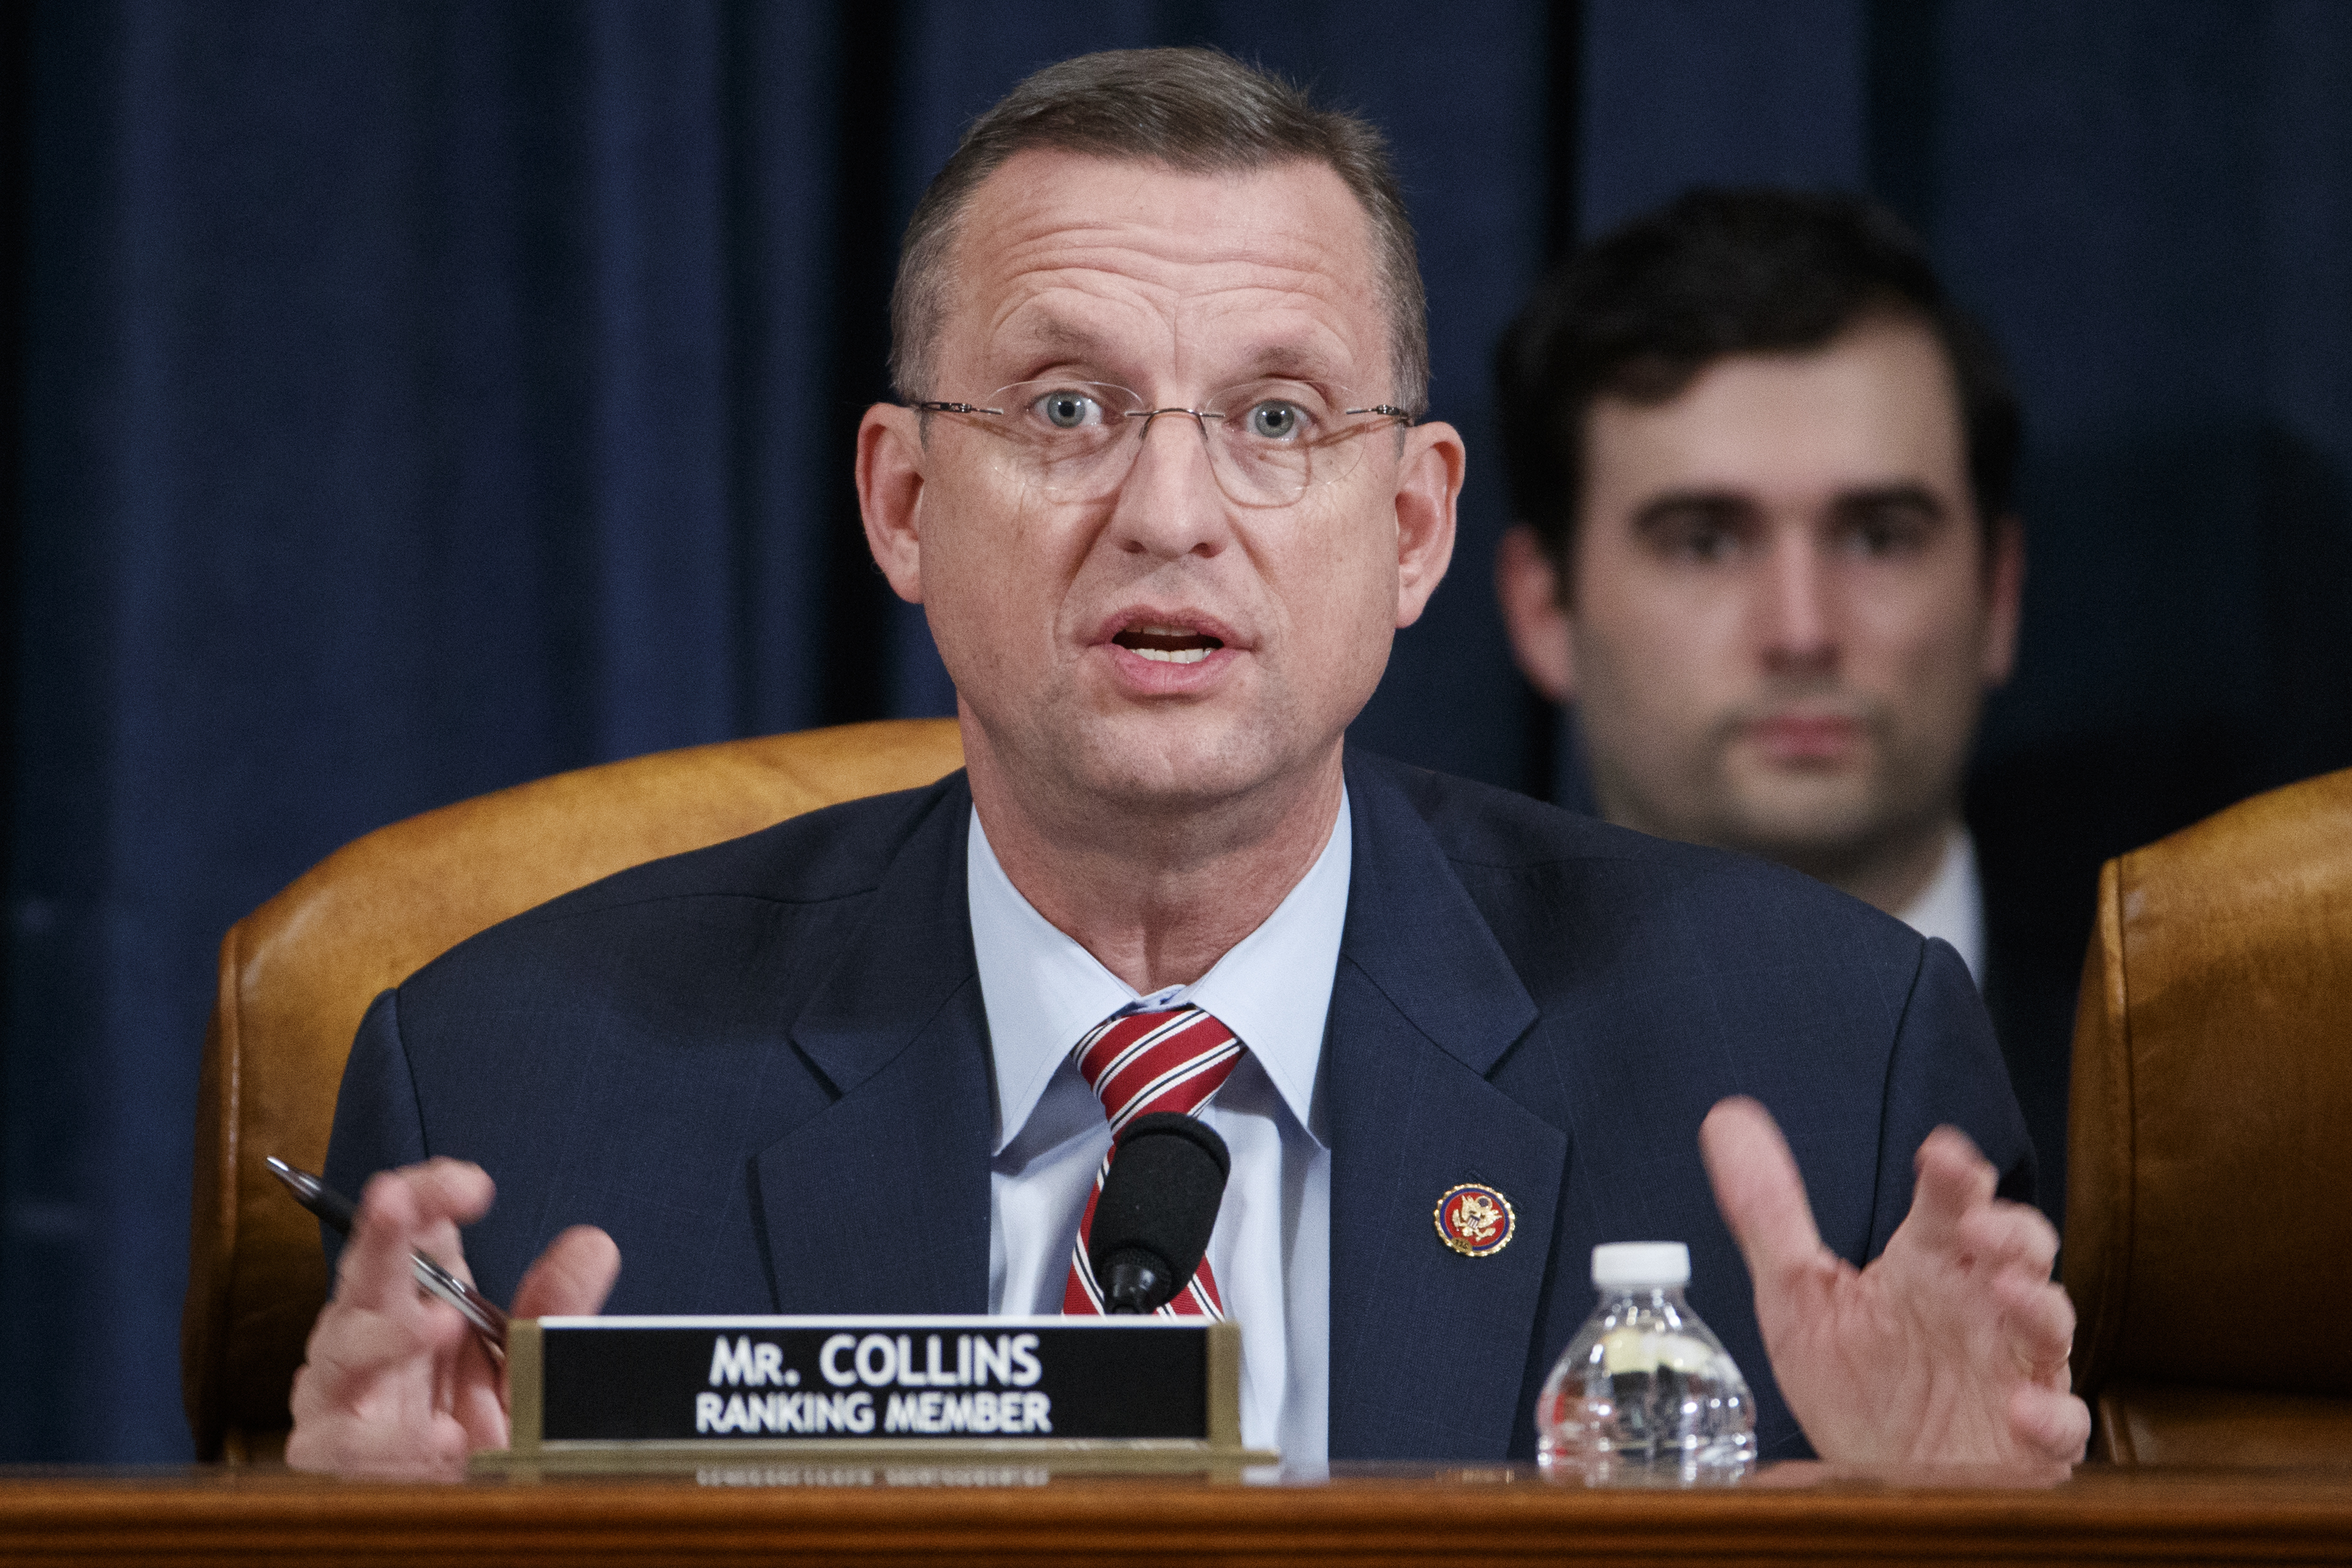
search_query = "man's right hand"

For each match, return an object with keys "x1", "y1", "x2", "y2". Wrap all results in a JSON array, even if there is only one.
[
  {"x1": 284, "y1": 1158, "x2": 620, "y2": 1479},
  {"x1": 1700, "y1": 1098, "x2": 2085, "y2": 1473}
]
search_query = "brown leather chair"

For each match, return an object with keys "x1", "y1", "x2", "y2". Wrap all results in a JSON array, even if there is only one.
[
  {"x1": 2065, "y1": 765, "x2": 2352, "y2": 1465},
  {"x1": 178, "y1": 718, "x2": 965, "y2": 1462}
]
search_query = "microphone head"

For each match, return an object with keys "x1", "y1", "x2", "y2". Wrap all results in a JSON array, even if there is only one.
[{"x1": 1087, "y1": 1112, "x2": 1231, "y2": 1314}]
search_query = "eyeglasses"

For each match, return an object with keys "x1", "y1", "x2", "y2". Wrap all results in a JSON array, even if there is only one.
[{"x1": 911, "y1": 381, "x2": 1414, "y2": 508}]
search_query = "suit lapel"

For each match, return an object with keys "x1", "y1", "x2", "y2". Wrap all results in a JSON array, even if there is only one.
[
  {"x1": 741, "y1": 757, "x2": 1570, "y2": 1455},
  {"x1": 755, "y1": 778, "x2": 994, "y2": 1315},
  {"x1": 1328, "y1": 757, "x2": 1565, "y2": 1461}
]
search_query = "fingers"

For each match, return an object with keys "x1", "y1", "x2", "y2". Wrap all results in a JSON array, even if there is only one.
[
  {"x1": 1699, "y1": 1097, "x2": 1824, "y2": 1274},
  {"x1": 305, "y1": 1163, "x2": 488, "y2": 1428},
  {"x1": 2008, "y1": 1382, "x2": 2091, "y2": 1465},
  {"x1": 1955, "y1": 1191, "x2": 2059, "y2": 1281},
  {"x1": 288, "y1": 1287, "x2": 481, "y2": 1477},
  {"x1": 303, "y1": 1279, "x2": 474, "y2": 1390},
  {"x1": 286, "y1": 1363, "x2": 474, "y2": 1481},
  {"x1": 1923, "y1": 1137, "x2": 2071, "y2": 1387},
  {"x1": 286, "y1": 1159, "x2": 499, "y2": 1478},
  {"x1": 1991, "y1": 1270, "x2": 2077, "y2": 1388},
  {"x1": 1901, "y1": 1126, "x2": 1998, "y2": 1254},
  {"x1": 1700, "y1": 1097, "x2": 1829, "y2": 1284},
  {"x1": 511, "y1": 1226, "x2": 622, "y2": 1319},
  {"x1": 335, "y1": 1161, "x2": 495, "y2": 1310}
]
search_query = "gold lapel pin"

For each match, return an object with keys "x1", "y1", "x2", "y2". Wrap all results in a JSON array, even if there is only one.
[{"x1": 1435, "y1": 1182, "x2": 1515, "y2": 1258}]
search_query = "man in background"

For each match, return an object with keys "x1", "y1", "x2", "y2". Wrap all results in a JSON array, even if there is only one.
[{"x1": 1493, "y1": 189, "x2": 2072, "y2": 1225}]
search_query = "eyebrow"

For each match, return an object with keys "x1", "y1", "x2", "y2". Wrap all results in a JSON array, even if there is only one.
[
  {"x1": 1224, "y1": 344, "x2": 1346, "y2": 388},
  {"x1": 1829, "y1": 483, "x2": 1949, "y2": 521},
  {"x1": 993, "y1": 316, "x2": 1348, "y2": 392},
  {"x1": 1630, "y1": 490, "x2": 1757, "y2": 534},
  {"x1": 996, "y1": 316, "x2": 1118, "y2": 377},
  {"x1": 1629, "y1": 483, "x2": 1952, "y2": 532}
]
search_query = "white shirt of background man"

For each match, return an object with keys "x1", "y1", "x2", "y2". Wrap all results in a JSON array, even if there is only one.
[{"x1": 1894, "y1": 825, "x2": 1986, "y2": 987}]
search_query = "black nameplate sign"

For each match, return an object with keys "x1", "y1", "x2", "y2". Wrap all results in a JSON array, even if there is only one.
[{"x1": 502, "y1": 1316, "x2": 1251, "y2": 1465}]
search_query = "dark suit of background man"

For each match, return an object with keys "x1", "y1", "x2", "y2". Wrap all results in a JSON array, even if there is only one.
[
  {"x1": 1493, "y1": 191, "x2": 2072, "y2": 1231},
  {"x1": 284, "y1": 52, "x2": 2086, "y2": 1479}
]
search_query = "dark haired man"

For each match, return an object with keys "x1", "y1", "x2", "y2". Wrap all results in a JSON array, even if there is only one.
[
  {"x1": 289, "y1": 57, "x2": 2082, "y2": 1478},
  {"x1": 1495, "y1": 189, "x2": 2069, "y2": 1228}
]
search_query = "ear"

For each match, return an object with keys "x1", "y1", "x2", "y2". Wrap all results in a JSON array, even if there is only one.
[
  {"x1": 1392, "y1": 419, "x2": 1465, "y2": 628},
  {"x1": 1495, "y1": 524, "x2": 1576, "y2": 702},
  {"x1": 857, "y1": 403, "x2": 927, "y2": 604},
  {"x1": 1979, "y1": 513, "x2": 2025, "y2": 688}
]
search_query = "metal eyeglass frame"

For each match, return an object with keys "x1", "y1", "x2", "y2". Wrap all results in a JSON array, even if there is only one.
[{"x1": 910, "y1": 381, "x2": 1416, "y2": 506}]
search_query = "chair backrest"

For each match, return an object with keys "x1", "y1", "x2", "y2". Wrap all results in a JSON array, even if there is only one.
[
  {"x1": 2065, "y1": 764, "x2": 2352, "y2": 1465},
  {"x1": 178, "y1": 718, "x2": 965, "y2": 1460}
]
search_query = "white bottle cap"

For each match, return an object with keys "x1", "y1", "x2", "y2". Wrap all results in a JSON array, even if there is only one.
[{"x1": 1591, "y1": 1241, "x2": 1690, "y2": 1288}]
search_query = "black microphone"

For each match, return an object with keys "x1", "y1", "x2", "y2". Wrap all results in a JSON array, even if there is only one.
[{"x1": 1087, "y1": 1111, "x2": 1231, "y2": 1314}]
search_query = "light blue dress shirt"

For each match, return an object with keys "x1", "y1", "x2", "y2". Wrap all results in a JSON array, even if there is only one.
[{"x1": 967, "y1": 790, "x2": 1350, "y2": 1465}]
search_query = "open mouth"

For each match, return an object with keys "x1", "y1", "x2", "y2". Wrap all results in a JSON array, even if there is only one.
[{"x1": 1112, "y1": 624, "x2": 1226, "y2": 665}]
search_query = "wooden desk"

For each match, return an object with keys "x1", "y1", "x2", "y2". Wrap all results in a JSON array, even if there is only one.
[{"x1": 3, "y1": 1462, "x2": 2349, "y2": 1565}]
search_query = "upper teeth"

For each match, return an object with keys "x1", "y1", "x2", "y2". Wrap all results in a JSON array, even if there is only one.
[{"x1": 1133, "y1": 646, "x2": 1210, "y2": 664}]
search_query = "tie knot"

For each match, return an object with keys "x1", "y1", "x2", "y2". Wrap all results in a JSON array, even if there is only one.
[{"x1": 1073, "y1": 1005, "x2": 1244, "y2": 1134}]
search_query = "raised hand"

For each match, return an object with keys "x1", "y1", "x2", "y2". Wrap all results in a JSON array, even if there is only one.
[
  {"x1": 1699, "y1": 1096, "x2": 2087, "y2": 1473},
  {"x1": 285, "y1": 1158, "x2": 620, "y2": 1479}
]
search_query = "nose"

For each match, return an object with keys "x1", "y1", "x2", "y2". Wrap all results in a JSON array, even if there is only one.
[
  {"x1": 1756, "y1": 532, "x2": 1838, "y2": 678},
  {"x1": 1106, "y1": 409, "x2": 1229, "y2": 560}
]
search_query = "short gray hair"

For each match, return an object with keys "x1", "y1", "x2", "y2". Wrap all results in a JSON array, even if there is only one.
[{"x1": 889, "y1": 48, "x2": 1428, "y2": 415}]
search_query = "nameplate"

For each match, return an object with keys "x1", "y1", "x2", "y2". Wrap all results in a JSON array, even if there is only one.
[{"x1": 498, "y1": 1316, "x2": 1256, "y2": 1469}]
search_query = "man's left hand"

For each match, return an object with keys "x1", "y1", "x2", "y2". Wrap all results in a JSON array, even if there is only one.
[{"x1": 1700, "y1": 1096, "x2": 2089, "y2": 1472}]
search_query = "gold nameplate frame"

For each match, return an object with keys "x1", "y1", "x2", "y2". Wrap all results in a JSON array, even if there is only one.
[{"x1": 477, "y1": 1315, "x2": 1266, "y2": 1476}]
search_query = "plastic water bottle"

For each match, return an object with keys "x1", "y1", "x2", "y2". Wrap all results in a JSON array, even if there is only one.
[{"x1": 1535, "y1": 1242, "x2": 1756, "y2": 1483}]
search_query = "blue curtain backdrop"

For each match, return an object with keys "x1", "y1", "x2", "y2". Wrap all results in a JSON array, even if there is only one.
[
  {"x1": 2, "y1": 0, "x2": 2348, "y2": 1462},
  {"x1": 0, "y1": 0, "x2": 1551, "y2": 1462}
]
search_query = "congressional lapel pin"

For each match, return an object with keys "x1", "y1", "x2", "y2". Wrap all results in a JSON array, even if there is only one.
[{"x1": 1434, "y1": 1182, "x2": 1515, "y2": 1258}]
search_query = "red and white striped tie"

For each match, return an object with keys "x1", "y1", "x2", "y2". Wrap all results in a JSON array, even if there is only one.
[{"x1": 1061, "y1": 1005, "x2": 1244, "y2": 1318}]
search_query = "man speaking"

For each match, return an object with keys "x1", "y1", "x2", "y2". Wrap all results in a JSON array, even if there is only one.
[{"x1": 287, "y1": 49, "x2": 2085, "y2": 1479}]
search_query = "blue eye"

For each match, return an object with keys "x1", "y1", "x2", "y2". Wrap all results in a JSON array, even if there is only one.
[
  {"x1": 1245, "y1": 402, "x2": 1302, "y2": 440},
  {"x1": 1039, "y1": 391, "x2": 1096, "y2": 428}
]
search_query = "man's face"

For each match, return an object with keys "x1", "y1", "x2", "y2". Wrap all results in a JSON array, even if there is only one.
[
  {"x1": 860, "y1": 151, "x2": 1460, "y2": 822},
  {"x1": 1500, "y1": 317, "x2": 2021, "y2": 881}
]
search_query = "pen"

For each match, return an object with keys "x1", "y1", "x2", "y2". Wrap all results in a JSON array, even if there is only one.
[{"x1": 265, "y1": 1156, "x2": 508, "y2": 1367}]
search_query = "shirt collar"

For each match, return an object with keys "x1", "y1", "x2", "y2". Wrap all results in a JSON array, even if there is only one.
[
  {"x1": 1895, "y1": 824, "x2": 1986, "y2": 985},
  {"x1": 967, "y1": 789, "x2": 1353, "y2": 1156}
]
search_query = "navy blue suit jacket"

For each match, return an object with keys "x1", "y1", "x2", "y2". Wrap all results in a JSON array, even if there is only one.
[{"x1": 326, "y1": 749, "x2": 2031, "y2": 1462}]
